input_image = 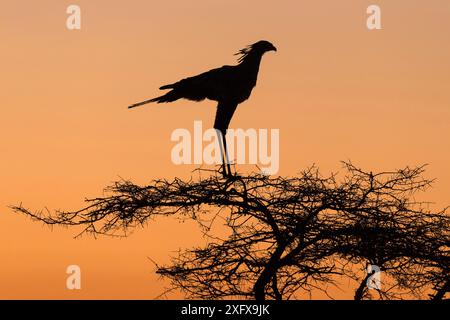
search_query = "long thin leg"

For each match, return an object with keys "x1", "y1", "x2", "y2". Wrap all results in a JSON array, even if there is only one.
[
  {"x1": 216, "y1": 129, "x2": 229, "y2": 177},
  {"x1": 222, "y1": 133, "x2": 232, "y2": 176}
]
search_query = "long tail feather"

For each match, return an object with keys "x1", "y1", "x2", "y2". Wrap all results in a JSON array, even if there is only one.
[
  {"x1": 159, "y1": 84, "x2": 175, "y2": 90},
  {"x1": 128, "y1": 97, "x2": 159, "y2": 109},
  {"x1": 128, "y1": 90, "x2": 180, "y2": 109}
]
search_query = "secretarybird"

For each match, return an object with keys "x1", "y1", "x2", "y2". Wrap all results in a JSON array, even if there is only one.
[{"x1": 128, "y1": 40, "x2": 277, "y2": 177}]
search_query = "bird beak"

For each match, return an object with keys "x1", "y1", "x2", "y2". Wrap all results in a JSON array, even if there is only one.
[{"x1": 271, "y1": 45, "x2": 277, "y2": 52}]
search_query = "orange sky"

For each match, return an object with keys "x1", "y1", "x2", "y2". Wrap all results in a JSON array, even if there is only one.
[{"x1": 1, "y1": 0, "x2": 449, "y2": 299}]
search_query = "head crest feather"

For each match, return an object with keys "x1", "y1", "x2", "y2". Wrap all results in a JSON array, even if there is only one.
[{"x1": 235, "y1": 45, "x2": 253, "y2": 63}]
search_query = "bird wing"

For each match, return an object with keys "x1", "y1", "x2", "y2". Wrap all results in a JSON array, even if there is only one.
[
  {"x1": 213, "y1": 100, "x2": 239, "y2": 133},
  {"x1": 160, "y1": 65, "x2": 236, "y2": 102}
]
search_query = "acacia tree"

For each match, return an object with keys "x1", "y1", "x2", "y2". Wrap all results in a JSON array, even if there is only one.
[{"x1": 12, "y1": 162, "x2": 449, "y2": 300}]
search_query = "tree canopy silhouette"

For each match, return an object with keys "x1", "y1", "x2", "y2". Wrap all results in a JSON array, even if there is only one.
[{"x1": 12, "y1": 162, "x2": 449, "y2": 300}]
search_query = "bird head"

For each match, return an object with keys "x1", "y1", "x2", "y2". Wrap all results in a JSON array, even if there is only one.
[
  {"x1": 252, "y1": 40, "x2": 277, "y2": 53},
  {"x1": 236, "y1": 40, "x2": 277, "y2": 63}
]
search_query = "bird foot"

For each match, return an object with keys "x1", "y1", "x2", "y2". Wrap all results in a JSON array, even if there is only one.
[
  {"x1": 220, "y1": 170, "x2": 241, "y2": 181},
  {"x1": 227, "y1": 174, "x2": 242, "y2": 181}
]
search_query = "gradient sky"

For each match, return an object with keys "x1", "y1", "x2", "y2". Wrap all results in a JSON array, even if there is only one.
[{"x1": 0, "y1": 0, "x2": 449, "y2": 299}]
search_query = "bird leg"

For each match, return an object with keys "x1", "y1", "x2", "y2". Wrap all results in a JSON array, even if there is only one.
[
  {"x1": 216, "y1": 129, "x2": 231, "y2": 177},
  {"x1": 222, "y1": 132, "x2": 233, "y2": 176}
]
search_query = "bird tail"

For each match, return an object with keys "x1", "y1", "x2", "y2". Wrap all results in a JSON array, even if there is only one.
[
  {"x1": 159, "y1": 84, "x2": 175, "y2": 90},
  {"x1": 128, "y1": 89, "x2": 180, "y2": 109},
  {"x1": 128, "y1": 97, "x2": 159, "y2": 109}
]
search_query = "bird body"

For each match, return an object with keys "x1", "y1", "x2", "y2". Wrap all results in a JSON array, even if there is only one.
[
  {"x1": 129, "y1": 40, "x2": 277, "y2": 176},
  {"x1": 154, "y1": 57, "x2": 261, "y2": 103}
]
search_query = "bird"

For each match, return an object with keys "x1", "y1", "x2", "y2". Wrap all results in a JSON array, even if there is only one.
[{"x1": 128, "y1": 40, "x2": 277, "y2": 177}]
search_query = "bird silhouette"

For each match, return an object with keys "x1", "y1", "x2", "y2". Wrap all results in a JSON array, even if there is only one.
[{"x1": 128, "y1": 40, "x2": 277, "y2": 177}]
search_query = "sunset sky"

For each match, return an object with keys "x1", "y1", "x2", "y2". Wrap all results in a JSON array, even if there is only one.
[{"x1": 0, "y1": 0, "x2": 449, "y2": 299}]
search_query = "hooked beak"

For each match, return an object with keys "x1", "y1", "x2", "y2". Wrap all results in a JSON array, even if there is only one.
[{"x1": 271, "y1": 45, "x2": 277, "y2": 52}]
